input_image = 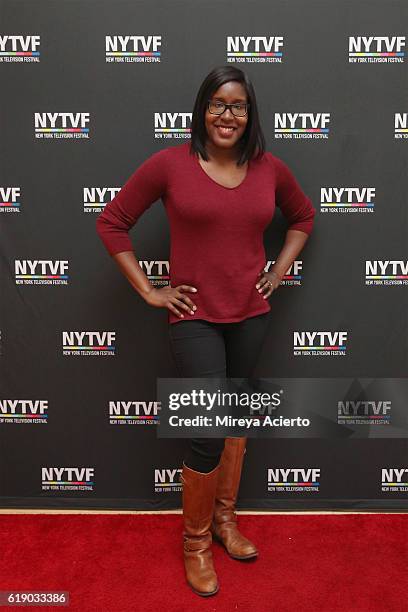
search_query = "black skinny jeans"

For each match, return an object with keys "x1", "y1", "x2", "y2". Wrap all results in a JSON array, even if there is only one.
[{"x1": 168, "y1": 312, "x2": 271, "y2": 473}]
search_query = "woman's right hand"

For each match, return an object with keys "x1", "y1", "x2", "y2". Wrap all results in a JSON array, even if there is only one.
[{"x1": 144, "y1": 285, "x2": 198, "y2": 319}]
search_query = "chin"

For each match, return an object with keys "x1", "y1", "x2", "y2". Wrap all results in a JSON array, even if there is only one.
[
  {"x1": 215, "y1": 140, "x2": 237, "y2": 148},
  {"x1": 211, "y1": 136, "x2": 238, "y2": 148}
]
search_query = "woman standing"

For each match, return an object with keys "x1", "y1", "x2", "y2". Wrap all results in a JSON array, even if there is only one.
[{"x1": 96, "y1": 65, "x2": 316, "y2": 597}]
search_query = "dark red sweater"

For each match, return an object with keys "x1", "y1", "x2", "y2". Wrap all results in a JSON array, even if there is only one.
[{"x1": 96, "y1": 142, "x2": 315, "y2": 324}]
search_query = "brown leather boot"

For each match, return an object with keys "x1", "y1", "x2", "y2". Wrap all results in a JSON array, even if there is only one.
[
  {"x1": 180, "y1": 462, "x2": 220, "y2": 597},
  {"x1": 211, "y1": 437, "x2": 258, "y2": 560}
]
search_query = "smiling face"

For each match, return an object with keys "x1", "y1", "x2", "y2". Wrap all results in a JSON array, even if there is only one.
[{"x1": 204, "y1": 80, "x2": 249, "y2": 155}]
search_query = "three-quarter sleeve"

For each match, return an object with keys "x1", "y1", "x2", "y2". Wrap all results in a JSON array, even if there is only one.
[
  {"x1": 96, "y1": 149, "x2": 168, "y2": 256},
  {"x1": 272, "y1": 154, "x2": 316, "y2": 235}
]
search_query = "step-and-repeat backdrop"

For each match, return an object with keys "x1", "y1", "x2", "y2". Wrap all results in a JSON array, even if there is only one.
[{"x1": 1, "y1": 0, "x2": 408, "y2": 509}]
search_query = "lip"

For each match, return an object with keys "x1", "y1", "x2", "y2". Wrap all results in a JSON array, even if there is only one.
[{"x1": 214, "y1": 125, "x2": 237, "y2": 138}]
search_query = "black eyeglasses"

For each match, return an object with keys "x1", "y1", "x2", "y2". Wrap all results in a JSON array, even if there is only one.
[{"x1": 207, "y1": 99, "x2": 250, "y2": 117}]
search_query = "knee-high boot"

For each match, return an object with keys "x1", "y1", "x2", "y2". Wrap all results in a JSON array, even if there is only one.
[
  {"x1": 180, "y1": 462, "x2": 221, "y2": 596},
  {"x1": 210, "y1": 437, "x2": 258, "y2": 560}
]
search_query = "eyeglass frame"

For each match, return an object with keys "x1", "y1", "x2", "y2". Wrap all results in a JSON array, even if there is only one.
[{"x1": 207, "y1": 99, "x2": 250, "y2": 117}]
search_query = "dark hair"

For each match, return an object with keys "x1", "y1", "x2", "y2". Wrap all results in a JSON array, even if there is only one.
[{"x1": 189, "y1": 65, "x2": 266, "y2": 166}]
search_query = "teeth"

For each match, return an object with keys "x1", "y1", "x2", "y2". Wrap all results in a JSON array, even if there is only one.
[{"x1": 217, "y1": 126, "x2": 234, "y2": 131}]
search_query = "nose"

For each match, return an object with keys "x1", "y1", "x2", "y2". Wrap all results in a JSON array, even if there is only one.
[{"x1": 221, "y1": 107, "x2": 234, "y2": 119}]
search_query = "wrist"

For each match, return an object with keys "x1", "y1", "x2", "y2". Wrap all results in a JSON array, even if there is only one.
[
  {"x1": 270, "y1": 267, "x2": 284, "y2": 282},
  {"x1": 139, "y1": 285, "x2": 155, "y2": 301}
]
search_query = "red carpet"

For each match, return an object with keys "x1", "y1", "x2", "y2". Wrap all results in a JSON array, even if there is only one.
[{"x1": 0, "y1": 513, "x2": 407, "y2": 611}]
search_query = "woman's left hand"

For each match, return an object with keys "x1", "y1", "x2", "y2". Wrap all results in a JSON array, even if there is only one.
[{"x1": 255, "y1": 269, "x2": 283, "y2": 299}]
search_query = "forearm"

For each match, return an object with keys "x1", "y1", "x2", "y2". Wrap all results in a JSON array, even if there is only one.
[
  {"x1": 270, "y1": 229, "x2": 310, "y2": 279},
  {"x1": 112, "y1": 251, "x2": 154, "y2": 301}
]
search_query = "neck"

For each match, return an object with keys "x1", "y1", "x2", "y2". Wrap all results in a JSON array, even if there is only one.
[{"x1": 203, "y1": 140, "x2": 242, "y2": 164}]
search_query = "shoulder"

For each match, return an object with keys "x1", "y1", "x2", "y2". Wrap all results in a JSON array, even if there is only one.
[
  {"x1": 135, "y1": 144, "x2": 185, "y2": 177},
  {"x1": 157, "y1": 142, "x2": 191, "y2": 159},
  {"x1": 260, "y1": 151, "x2": 299, "y2": 183},
  {"x1": 146, "y1": 142, "x2": 192, "y2": 166},
  {"x1": 260, "y1": 151, "x2": 289, "y2": 171},
  {"x1": 252, "y1": 150, "x2": 283, "y2": 169}
]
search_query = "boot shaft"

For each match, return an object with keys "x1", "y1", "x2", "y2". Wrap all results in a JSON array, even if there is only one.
[
  {"x1": 215, "y1": 437, "x2": 247, "y2": 519},
  {"x1": 181, "y1": 462, "x2": 220, "y2": 536}
]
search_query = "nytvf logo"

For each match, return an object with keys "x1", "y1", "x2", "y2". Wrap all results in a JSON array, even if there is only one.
[
  {"x1": 105, "y1": 35, "x2": 161, "y2": 62},
  {"x1": 268, "y1": 468, "x2": 321, "y2": 492},
  {"x1": 34, "y1": 113, "x2": 90, "y2": 139},
  {"x1": 83, "y1": 187, "x2": 120, "y2": 212},
  {"x1": 337, "y1": 400, "x2": 391, "y2": 425},
  {"x1": 349, "y1": 36, "x2": 405, "y2": 62},
  {"x1": 138, "y1": 261, "x2": 170, "y2": 287},
  {"x1": 0, "y1": 35, "x2": 40, "y2": 61},
  {"x1": 293, "y1": 331, "x2": 347, "y2": 356},
  {"x1": 274, "y1": 113, "x2": 330, "y2": 138},
  {"x1": 0, "y1": 399, "x2": 48, "y2": 424},
  {"x1": 395, "y1": 113, "x2": 408, "y2": 138},
  {"x1": 320, "y1": 187, "x2": 375, "y2": 213},
  {"x1": 62, "y1": 331, "x2": 116, "y2": 356},
  {"x1": 155, "y1": 468, "x2": 182, "y2": 493},
  {"x1": 109, "y1": 400, "x2": 160, "y2": 425},
  {"x1": 365, "y1": 260, "x2": 408, "y2": 285},
  {"x1": 265, "y1": 260, "x2": 303, "y2": 286},
  {"x1": 226, "y1": 36, "x2": 284, "y2": 62},
  {"x1": 15, "y1": 260, "x2": 69, "y2": 285},
  {"x1": 0, "y1": 186, "x2": 21, "y2": 213},
  {"x1": 154, "y1": 112, "x2": 192, "y2": 138},
  {"x1": 41, "y1": 467, "x2": 94, "y2": 491},
  {"x1": 382, "y1": 469, "x2": 408, "y2": 492}
]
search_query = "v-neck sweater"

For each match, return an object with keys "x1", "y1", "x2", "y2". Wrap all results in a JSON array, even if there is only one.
[{"x1": 96, "y1": 142, "x2": 316, "y2": 325}]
